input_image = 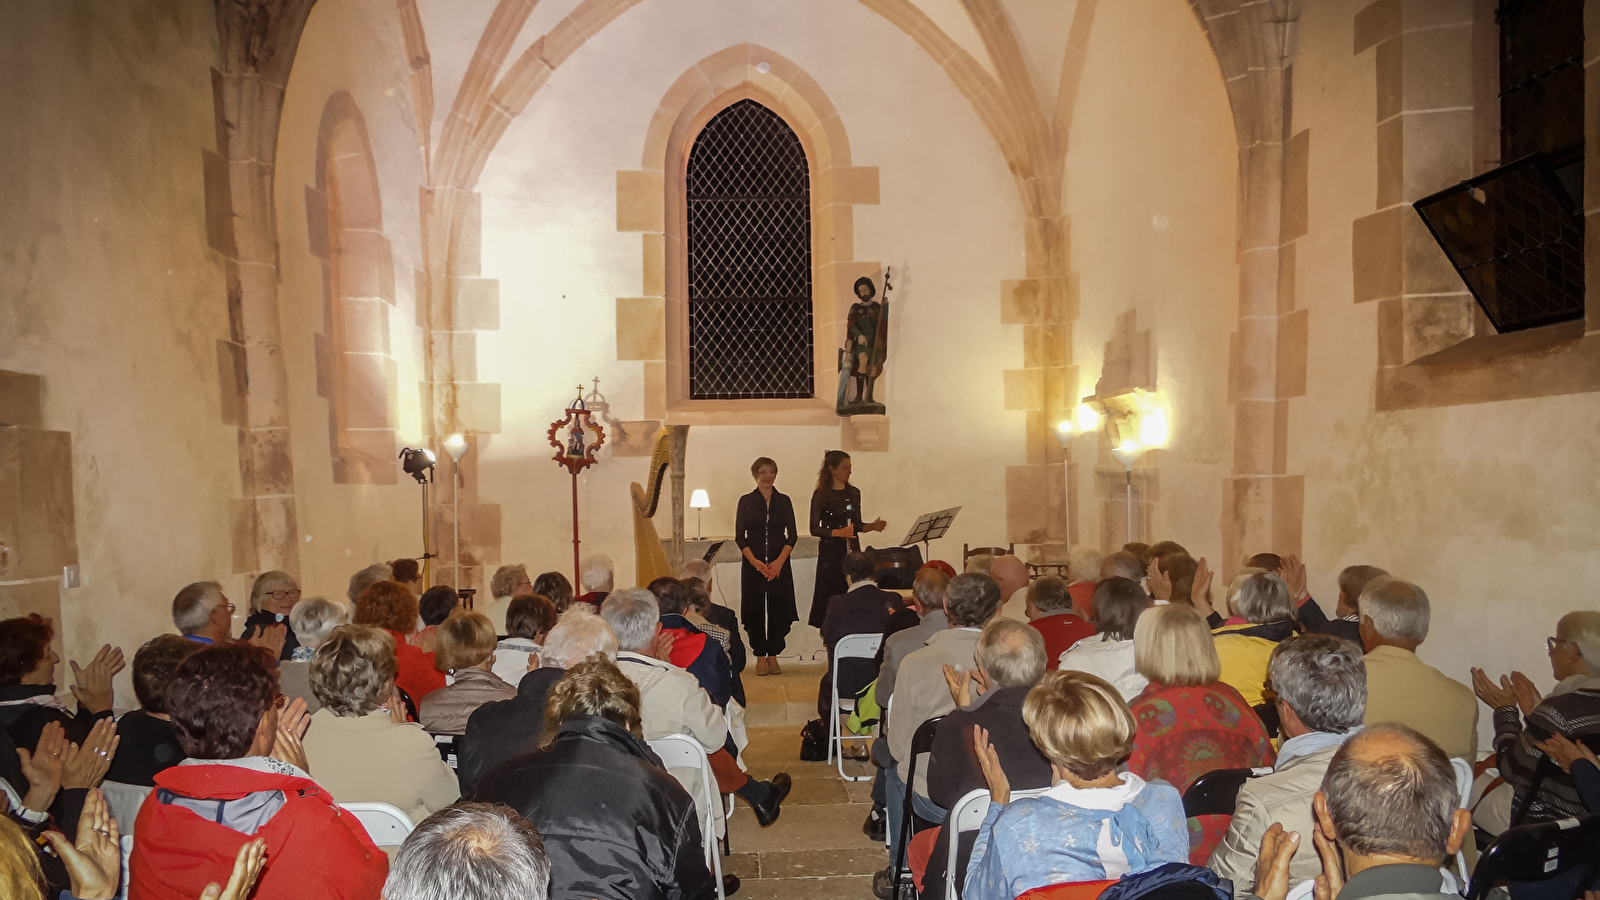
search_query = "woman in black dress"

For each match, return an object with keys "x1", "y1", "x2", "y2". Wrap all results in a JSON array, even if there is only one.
[
  {"x1": 808, "y1": 450, "x2": 886, "y2": 630},
  {"x1": 736, "y1": 457, "x2": 799, "y2": 676}
]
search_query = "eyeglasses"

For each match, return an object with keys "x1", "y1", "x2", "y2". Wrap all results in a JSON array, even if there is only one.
[
  {"x1": 1548, "y1": 636, "x2": 1571, "y2": 652},
  {"x1": 220, "y1": 602, "x2": 237, "y2": 615},
  {"x1": 266, "y1": 589, "x2": 301, "y2": 601}
]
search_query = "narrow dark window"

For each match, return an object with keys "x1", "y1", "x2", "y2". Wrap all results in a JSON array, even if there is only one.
[{"x1": 686, "y1": 99, "x2": 814, "y2": 400}]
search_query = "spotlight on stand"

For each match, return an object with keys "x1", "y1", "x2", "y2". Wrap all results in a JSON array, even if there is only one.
[{"x1": 400, "y1": 447, "x2": 437, "y2": 484}]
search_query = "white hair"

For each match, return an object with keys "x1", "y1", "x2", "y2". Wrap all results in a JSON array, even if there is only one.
[
  {"x1": 1234, "y1": 572, "x2": 1295, "y2": 624},
  {"x1": 385, "y1": 803, "x2": 550, "y2": 900},
  {"x1": 579, "y1": 554, "x2": 614, "y2": 592},
  {"x1": 540, "y1": 607, "x2": 618, "y2": 668},
  {"x1": 679, "y1": 558, "x2": 711, "y2": 582},
  {"x1": 289, "y1": 597, "x2": 351, "y2": 650},
  {"x1": 599, "y1": 588, "x2": 660, "y2": 652},
  {"x1": 1557, "y1": 611, "x2": 1600, "y2": 672},
  {"x1": 1068, "y1": 546, "x2": 1104, "y2": 584},
  {"x1": 172, "y1": 582, "x2": 225, "y2": 635},
  {"x1": 1357, "y1": 577, "x2": 1430, "y2": 643}
]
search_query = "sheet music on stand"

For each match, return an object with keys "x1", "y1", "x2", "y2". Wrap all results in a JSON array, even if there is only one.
[{"x1": 902, "y1": 506, "x2": 960, "y2": 556}]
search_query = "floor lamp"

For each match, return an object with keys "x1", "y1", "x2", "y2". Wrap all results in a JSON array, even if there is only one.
[{"x1": 442, "y1": 434, "x2": 469, "y2": 593}]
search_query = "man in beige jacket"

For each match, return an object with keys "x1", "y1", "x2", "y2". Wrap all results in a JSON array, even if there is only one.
[
  {"x1": 1210, "y1": 634, "x2": 1367, "y2": 898},
  {"x1": 1358, "y1": 577, "x2": 1478, "y2": 761}
]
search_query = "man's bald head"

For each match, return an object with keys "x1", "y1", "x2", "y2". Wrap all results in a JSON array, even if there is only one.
[
  {"x1": 1317, "y1": 724, "x2": 1467, "y2": 865},
  {"x1": 990, "y1": 555, "x2": 1030, "y2": 600}
]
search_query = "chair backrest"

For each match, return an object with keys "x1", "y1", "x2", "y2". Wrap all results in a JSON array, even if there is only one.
[
  {"x1": 963, "y1": 544, "x2": 1014, "y2": 566},
  {"x1": 1182, "y1": 767, "x2": 1269, "y2": 818},
  {"x1": 948, "y1": 787, "x2": 1052, "y2": 899},
  {"x1": 647, "y1": 734, "x2": 719, "y2": 866},
  {"x1": 433, "y1": 732, "x2": 460, "y2": 769},
  {"x1": 119, "y1": 834, "x2": 133, "y2": 900},
  {"x1": 1465, "y1": 814, "x2": 1600, "y2": 900},
  {"x1": 1449, "y1": 757, "x2": 1472, "y2": 881},
  {"x1": 911, "y1": 715, "x2": 944, "y2": 758},
  {"x1": 835, "y1": 633, "x2": 883, "y2": 660},
  {"x1": 100, "y1": 781, "x2": 155, "y2": 834},
  {"x1": 340, "y1": 801, "x2": 415, "y2": 847}
]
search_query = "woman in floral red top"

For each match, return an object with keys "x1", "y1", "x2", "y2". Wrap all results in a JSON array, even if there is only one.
[{"x1": 1125, "y1": 603, "x2": 1276, "y2": 863}]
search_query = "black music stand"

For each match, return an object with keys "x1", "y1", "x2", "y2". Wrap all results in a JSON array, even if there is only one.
[{"x1": 901, "y1": 506, "x2": 960, "y2": 560}]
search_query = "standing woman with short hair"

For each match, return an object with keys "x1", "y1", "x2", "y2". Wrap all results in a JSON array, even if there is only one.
[
  {"x1": 807, "y1": 450, "x2": 887, "y2": 629},
  {"x1": 737, "y1": 457, "x2": 799, "y2": 676}
]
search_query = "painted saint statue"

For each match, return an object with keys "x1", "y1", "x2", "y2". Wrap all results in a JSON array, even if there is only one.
[{"x1": 837, "y1": 270, "x2": 891, "y2": 415}]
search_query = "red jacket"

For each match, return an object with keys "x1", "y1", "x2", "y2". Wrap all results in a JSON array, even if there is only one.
[
  {"x1": 389, "y1": 629, "x2": 448, "y2": 703},
  {"x1": 1030, "y1": 611, "x2": 1097, "y2": 670},
  {"x1": 129, "y1": 762, "x2": 387, "y2": 900}
]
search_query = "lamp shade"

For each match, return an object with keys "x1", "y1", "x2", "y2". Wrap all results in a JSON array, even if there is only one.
[
  {"x1": 690, "y1": 489, "x2": 710, "y2": 509},
  {"x1": 442, "y1": 433, "x2": 469, "y2": 461}
]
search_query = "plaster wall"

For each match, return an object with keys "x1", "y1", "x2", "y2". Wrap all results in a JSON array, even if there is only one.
[
  {"x1": 473, "y1": 0, "x2": 1026, "y2": 657},
  {"x1": 1064, "y1": 0, "x2": 1239, "y2": 563},
  {"x1": 0, "y1": 1, "x2": 234, "y2": 693},
  {"x1": 274, "y1": 0, "x2": 433, "y2": 601},
  {"x1": 1290, "y1": 0, "x2": 1600, "y2": 721}
]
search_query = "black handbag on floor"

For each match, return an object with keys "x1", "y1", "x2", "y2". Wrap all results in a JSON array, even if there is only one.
[{"x1": 799, "y1": 718, "x2": 829, "y2": 761}]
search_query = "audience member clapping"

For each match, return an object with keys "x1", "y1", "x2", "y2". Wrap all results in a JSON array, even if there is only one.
[
  {"x1": 964, "y1": 670, "x2": 1187, "y2": 899},
  {"x1": 419, "y1": 610, "x2": 516, "y2": 735},
  {"x1": 384, "y1": 803, "x2": 550, "y2": 900},
  {"x1": 279, "y1": 596, "x2": 351, "y2": 713},
  {"x1": 1358, "y1": 578, "x2": 1476, "y2": 759},
  {"x1": 469, "y1": 655, "x2": 716, "y2": 900},
  {"x1": 300, "y1": 625, "x2": 459, "y2": 823},
  {"x1": 1057, "y1": 577, "x2": 1152, "y2": 702},
  {"x1": 457, "y1": 607, "x2": 617, "y2": 794},
  {"x1": 1212, "y1": 572, "x2": 1298, "y2": 707},
  {"x1": 353, "y1": 580, "x2": 446, "y2": 703},
  {"x1": 129, "y1": 642, "x2": 387, "y2": 900},
  {"x1": 0, "y1": 614, "x2": 121, "y2": 751},
  {"x1": 106, "y1": 634, "x2": 200, "y2": 786},
  {"x1": 483, "y1": 564, "x2": 534, "y2": 635},
  {"x1": 491, "y1": 593, "x2": 557, "y2": 685},
  {"x1": 1210, "y1": 634, "x2": 1367, "y2": 897},
  {"x1": 242, "y1": 569, "x2": 303, "y2": 659}
]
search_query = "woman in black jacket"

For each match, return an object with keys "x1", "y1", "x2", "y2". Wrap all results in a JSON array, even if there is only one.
[
  {"x1": 736, "y1": 457, "x2": 798, "y2": 676},
  {"x1": 807, "y1": 450, "x2": 886, "y2": 629},
  {"x1": 240, "y1": 570, "x2": 301, "y2": 660},
  {"x1": 469, "y1": 656, "x2": 716, "y2": 900}
]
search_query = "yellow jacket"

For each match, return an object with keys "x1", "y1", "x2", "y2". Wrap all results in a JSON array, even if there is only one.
[{"x1": 1212, "y1": 621, "x2": 1296, "y2": 707}]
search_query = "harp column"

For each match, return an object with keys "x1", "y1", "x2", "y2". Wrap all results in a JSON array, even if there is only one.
[{"x1": 668, "y1": 426, "x2": 689, "y2": 572}]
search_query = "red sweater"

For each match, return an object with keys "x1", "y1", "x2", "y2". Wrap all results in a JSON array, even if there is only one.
[
  {"x1": 1029, "y1": 611, "x2": 1097, "y2": 670},
  {"x1": 389, "y1": 629, "x2": 448, "y2": 703},
  {"x1": 129, "y1": 762, "x2": 387, "y2": 900}
]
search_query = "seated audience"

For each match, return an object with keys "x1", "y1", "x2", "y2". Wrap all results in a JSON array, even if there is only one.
[
  {"x1": 604, "y1": 589, "x2": 789, "y2": 836},
  {"x1": 887, "y1": 572, "x2": 1004, "y2": 847},
  {"x1": 1127, "y1": 604, "x2": 1275, "y2": 863},
  {"x1": 419, "y1": 610, "x2": 516, "y2": 735},
  {"x1": 964, "y1": 670, "x2": 1187, "y2": 899},
  {"x1": 1024, "y1": 575, "x2": 1095, "y2": 669},
  {"x1": 533, "y1": 571, "x2": 576, "y2": 615},
  {"x1": 353, "y1": 580, "x2": 446, "y2": 703},
  {"x1": 384, "y1": 802, "x2": 551, "y2": 900},
  {"x1": 918, "y1": 618, "x2": 1052, "y2": 900},
  {"x1": 469, "y1": 656, "x2": 716, "y2": 900},
  {"x1": 457, "y1": 607, "x2": 617, "y2": 795},
  {"x1": 417, "y1": 585, "x2": 462, "y2": 650},
  {"x1": 681, "y1": 576, "x2": 745, "y2": 707},
  {"x1": 130, "y1": 642, "x2": 387, "y2": 899},
  {"x1": 491, "y1": 593, "x2": 556, "y2": 685},
  {"x1": 682, "y1": 558, "x2": 747, "y2": 679},
  {"x1": 819, "y1": 552, "x2": 911, "y2": 719},
  {"x1": 965, "y1": 554, "x2": 996, "y2": 576},
  {"x1": 1316, "y1": 564, "x2": 1388, "y2": 645},
  {"x1": 300, "y1": 625, "x2": 460, "y2": 823},
  {"x1": 878, "y1": 566, "x2": 952, "y2": 706},
  {"x1": 1534, "y1": 731, "x2": 1600, "y2": 814},
  {"x1": 1358, "y1": 578, "x2": 1476, "y2": 760},
  {"x1": 989, "y1": 554, "x2": 1032, "y2": 621},
  {"x1": 0, "y1": 614, "x2": 120, "y2": 750},
  {"x1": 1057, "y1": 577, "x2": 1151, "y2": 701},
  {"x1": 347, "y1": 563, "x2": 394, "y2": 605},
  {"x1": 482, "y1": 564, "x2": 534, "y2": 635},
  {"x1": 577, "y1": 554, "x2": 615, "y2": 608},
  {"x1": 106, "y1": 634, "x2": 201, "y2": 786},
  {"x1": 241, "y1": 570, "x2": 301, "y2": 659},
  {"x1": 1146, "y1": 540, "x2": 1188, "y2": 562},
  {"x1": 1067, "y1": 545, "x2": 1102, "y2": 618},
  {"x1": 390, "y1": 557, "x2": 423, "y2": 595},
  {"x1": 1210, "y1": 634, "x2": 1367, "y2": 897},
  {"x1": 1099, "y1": 550, "x2": 1146, "y2": 583},
  {"x1": 279, "y1": 596, "x2": 350, "y2": 713},
  {"x1": 171, "y1": 581, "x2": 238, "y2": 645},
  {"x1": 1212, "y1": 572, "x2": 1297, "y2": 707},
  {"x1": 1243, "y1": 553, "x2": 1330, "y2": 632},
  {"x1": 649, "y1": 577, "x2": 735, "y2": 709},
  {"x1": 1251, "y1": 725, "x2": 1472, "y2": 900},
  {"x1": 5, "y1": 786, "x2": 210, "y2": 900},
  {"x1": 1472, "y1": 610, "x2": 1600, "y2": 824},
  {"x1": 1148, "y1": 554, "x2": 1212, "y2": 611}
]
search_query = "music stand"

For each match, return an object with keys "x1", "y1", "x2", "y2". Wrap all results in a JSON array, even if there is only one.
[{"x1": 902, "y1": 506, "x2": 960, "y2": 560}]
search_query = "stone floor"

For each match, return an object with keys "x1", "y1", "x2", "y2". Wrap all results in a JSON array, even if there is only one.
[{"x1": 725, "y1": 665, "x2": 886, "y2": 899}]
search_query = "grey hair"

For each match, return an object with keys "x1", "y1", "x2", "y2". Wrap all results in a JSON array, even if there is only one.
[
  {"x1": 1357, "y1": 578, "x2": 1430, "y2": 643},
  {"x1": 580, "y1": 554, "x2": 615, "y2": 591},
  {"x1": 1098, "y1": 551, "x2": 1144, "y2": 582},
  {"x1": 172, "y1": 582, "x2": 225, "y2": 635},
  {"x1": 678, "y1": 558, "x2": 711, "y2": 582},
  {"x1": 1321, "y1": 724, "x2": 1458, "y2": 862},
  {"x1": 599, "y1": 589, "x2": 660, "y2": 653},
  {"x1": 1235, "y1": 572, "x2": 1295, "y2": 624},
  {"x1": 975, "y1": 618, "x2": 1046, "y2": 689},
  {"x1": 1268, "y1": 633, "x2": 1366, "y2": 733},
  {"x1": 248, "y1": 570, "x2": 298, "y2": 613},
  {"x1": 385, "y1": 802, "x2": 550, "y2": 900},
  {"x1": 540, "y1": 606, "x2": 618, "y2": 668},
  {"x1": 1556, "y1": 611, "x2": 1600, "y2": 672},
  {"x1": 964, "y1": 554, "x2": 996, "y2": 575},
  {"x1": 288, "y1": 597, "x2": 350, "y2": 650},
  {"x1": 347, "y1": 563, "x2": 392, "y2": 604},
  {"x1": 1068, "y1": 546, "x2": 1104, "y2": 584}
]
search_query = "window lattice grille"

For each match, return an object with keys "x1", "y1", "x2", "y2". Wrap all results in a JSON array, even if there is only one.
[
  {"x1": 687, "y1": 99, "x2": 813, "y2": 400},
  {"x1": 1499, "y1": 0, "x2": 1584, "y2": 159}
]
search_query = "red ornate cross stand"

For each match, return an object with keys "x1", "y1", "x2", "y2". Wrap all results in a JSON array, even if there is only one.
[{"x1": 547, "y1": 386, "x2": 605, "y2": 587}]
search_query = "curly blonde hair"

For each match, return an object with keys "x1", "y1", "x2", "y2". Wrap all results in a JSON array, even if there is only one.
[
  {"x1": 310, "y1": 625, "x2": 398, "y2": 717},
  {"x1": 540, "y1": 655, "x2": 641, "y2": 748}
]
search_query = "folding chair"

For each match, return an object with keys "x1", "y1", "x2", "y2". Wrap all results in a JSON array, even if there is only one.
[
  {"x1": 1181, "y1": 766, "x2": 1272, "y2": 818},
  {"x1": 648, "y1": 734, "x2": 729, "y2": 900},
  {"x1": 1464, "y1": 813, "x2": 1600, "y2": 900},
  {"x1": 433, "y1": 733, "x2": 460, "y2": 769},
  {"x1": 890, "y1": 714, "x2": 945, "y2": 899},
  {"x1": 100, "y1": 781, "x2": 154, "y2": 834},
  {"x1": 830, "y1": 632, "x2": 883, "y2": 781},
  {"x1": 946, "y1": 786, "x2": 1051, "y2": 899},
  {"x1": 340, "y1": 802, "x2": 415, "y2": 848},
  {"x1": 1449, "y1": 757, "x2": 1472, "y2": 886}
]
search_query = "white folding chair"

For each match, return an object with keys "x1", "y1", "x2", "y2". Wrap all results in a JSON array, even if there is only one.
[
  {"x1": 100, "y1": 781, "x2": 154, "y2": 835},
  {"x1": 829, "y1": 632, "x2": 882, "y2": 781},
  {"x1": 119, "y1": 834, "x2": 133, "y2": 900},
  {"x1": 648, "y1": 734, "x2": 728, "y2": 900},
  {"x1": 340, "y1": 802, "x2": 415, "y2": 847},
  {"x1": 945, "y1": 786, "x2": 1050, "y2": 899},
  {"x1": 1450, "y1": 757, "x2": 1473, "y2": 890}
]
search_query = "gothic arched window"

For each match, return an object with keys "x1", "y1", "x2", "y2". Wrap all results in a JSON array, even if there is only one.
[{"x1": 686, "y1": 99, "x2": 813, "y2": 399}]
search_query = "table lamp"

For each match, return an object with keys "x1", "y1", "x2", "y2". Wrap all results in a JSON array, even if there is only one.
[{"x1": 690, "y1": 489, "x2": 710, "y2": 540}]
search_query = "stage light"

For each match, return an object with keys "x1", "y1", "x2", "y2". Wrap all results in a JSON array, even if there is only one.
[
  {"x1": 399, "y1": 447, "x2": 436, "y2": 484},
  {"x1": 1111, "y1": 439, "x2": 1144, "y2": 472},
  {"x1": 1138, "y1": 408, "x2": 1169, "y2": 448},
  {"x1": 1074, "y1": 404, "x2": 1101, "y2": 433},
  {"x1": 442, "y1": 433, "x2": 469, "y2": 461}
]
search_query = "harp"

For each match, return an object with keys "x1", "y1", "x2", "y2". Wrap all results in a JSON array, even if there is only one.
[{"x1": 630, "y1": 426, "x2": 689, "y2": 585}]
